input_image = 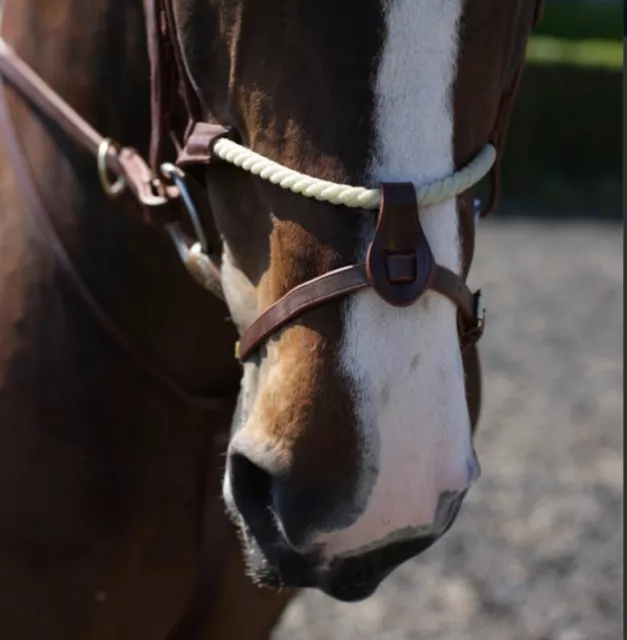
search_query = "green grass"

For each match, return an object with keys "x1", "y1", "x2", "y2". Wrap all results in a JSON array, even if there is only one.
[{"x1": 526, "y1": 36, "x2": 623, "y2": 69}]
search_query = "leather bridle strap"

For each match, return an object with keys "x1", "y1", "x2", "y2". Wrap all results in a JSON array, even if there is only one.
[
  {"x1": 0, "y1": 36, "x2": 232, "y2": 412},
  {"x1": 237, "y1": 265, "x2": 369, "y2": 360},
  {"x1": 145, "y1": 0, "x2": 206, "y2": 170},
  {"x1": 237, "y1": 183, "x2": 484, "y2": 361},
  {"x1": 237, "y1": 262, "x2": 482, "y2": 361},
  {"x1": 0, "y1": 38, "x2": 180, "y2": 224},
  {"x1": 480, "y1": 0, "x2": 545, "y2": 218}
]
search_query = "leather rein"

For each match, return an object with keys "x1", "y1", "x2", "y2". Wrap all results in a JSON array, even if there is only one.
[{"x1": 0, "y1": 0, "x2": 544, "y2": 387}]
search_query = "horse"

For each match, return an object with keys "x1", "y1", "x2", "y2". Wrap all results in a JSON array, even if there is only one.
[
  {"x1": 0, "y1": 1, "x2": 292, "y2": 638},
  {"x1": 0, "y1": 0, "x2": 542, "y2": 636}
]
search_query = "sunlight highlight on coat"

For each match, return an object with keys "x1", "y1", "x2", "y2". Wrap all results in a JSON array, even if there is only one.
[{"x1": 319, "y1": 0, "x2": 479, "y2": 559}]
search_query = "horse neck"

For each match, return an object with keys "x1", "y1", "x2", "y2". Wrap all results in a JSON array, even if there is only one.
[{"x1": 0, "y1": 0, "x2": 240, "y2": 398}]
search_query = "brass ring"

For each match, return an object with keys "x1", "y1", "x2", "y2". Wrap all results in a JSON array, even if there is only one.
[{"x1": 97, "y1": 138, "x2": 125, "y2": 197}]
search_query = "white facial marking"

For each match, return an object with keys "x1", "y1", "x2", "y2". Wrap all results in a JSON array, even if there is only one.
[
  {"x1": 221, "y1": 243, "x2": 258, "y2": 333},
  {"x1": 318, "y1": 0, "x2": 479, "y2": 559}
]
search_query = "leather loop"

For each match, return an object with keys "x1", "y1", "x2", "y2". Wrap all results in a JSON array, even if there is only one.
[
  {"x1": 177, "y1": 122, "x2": 236, "y2": 166},
  {"x1": 366, "y1": 182, "x2": 435, "y2": 306}
]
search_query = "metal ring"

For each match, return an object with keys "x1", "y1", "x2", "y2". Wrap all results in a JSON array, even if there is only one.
[
  {"x1": 97, "y1": 138, "x2": 125, "y2": 197},
  {"x1": 160, "y1": 162, "x2": 208, "y2": 253}
]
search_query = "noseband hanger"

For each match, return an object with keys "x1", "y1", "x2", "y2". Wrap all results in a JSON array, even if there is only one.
[{"x1": 365, "y1": 182, "x2": 435, "y2": 307}]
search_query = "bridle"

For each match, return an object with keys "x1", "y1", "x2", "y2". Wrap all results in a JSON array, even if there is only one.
[{"x1": 0, "y1": 0, "x2": 544, "y2": 387}]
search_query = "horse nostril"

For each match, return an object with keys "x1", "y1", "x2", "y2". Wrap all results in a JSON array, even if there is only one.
[
  {"x1": 227, "y1": 452, "x2": 273, "y2": 535},
  {"x1": 227, "y1": 447, "x2": 321, "y2": 552},
  {"x1": 270, "y1": 481, "x2": 319, "y2": 551}
]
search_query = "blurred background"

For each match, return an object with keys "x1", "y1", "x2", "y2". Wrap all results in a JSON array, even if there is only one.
[{"x1": 274, "y1": 1, "x2": 623, "y2": 638}]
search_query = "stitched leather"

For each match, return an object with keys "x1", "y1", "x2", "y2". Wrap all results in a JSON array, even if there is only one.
[{"x1": 365, "y1": 182, "x2": 435, "y2": 306}]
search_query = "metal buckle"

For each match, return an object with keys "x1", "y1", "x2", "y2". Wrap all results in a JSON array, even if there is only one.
[{"x1": 460, "y1": 290, "x2": 486, "y2": 349}]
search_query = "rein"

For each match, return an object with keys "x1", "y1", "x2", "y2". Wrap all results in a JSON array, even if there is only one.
[
  {"x1": 0, "y1": 0, "x2": 543, "y2": 370},
  {"x1": 0, "y1": 40, "x2": 229, "y2": 412}
]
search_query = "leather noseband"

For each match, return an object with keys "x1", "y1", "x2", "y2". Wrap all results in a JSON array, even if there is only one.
[{"x1": 235, "y1": 182, "x2": 484, "y2": 361}]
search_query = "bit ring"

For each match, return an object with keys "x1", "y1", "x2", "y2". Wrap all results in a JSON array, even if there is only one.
[{"x1": 97, "y1": 138, "x2": 125, "y2": 197}]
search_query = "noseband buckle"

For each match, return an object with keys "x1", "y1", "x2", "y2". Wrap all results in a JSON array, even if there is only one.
[{"x1": 459, "y1": 290, "x2": 486, "y2": 348}]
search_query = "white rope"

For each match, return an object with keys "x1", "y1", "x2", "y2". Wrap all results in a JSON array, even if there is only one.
[{"x1": 212, "y1": 138, "x2": 496, "y2": 209}]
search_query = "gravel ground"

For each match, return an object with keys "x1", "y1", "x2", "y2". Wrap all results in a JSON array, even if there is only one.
[{"x1": 273, "y1": 218, "x2": 623, "y2": 640}]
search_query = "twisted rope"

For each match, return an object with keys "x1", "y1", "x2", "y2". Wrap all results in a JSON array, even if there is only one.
[{"x1": 212, "y1": 138, "x2": 496, "y2": 209}]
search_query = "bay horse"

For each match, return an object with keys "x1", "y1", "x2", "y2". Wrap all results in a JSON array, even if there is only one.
[
  {"x1": 0, "y1": 0, "x2": 542, "y2": 637},
  {"x1": 0, "y1": 1, "x2": 291, "y2": 638}
]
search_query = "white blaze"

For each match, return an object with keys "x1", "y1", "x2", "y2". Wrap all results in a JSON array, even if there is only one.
[{"x1": 319, "y1": 0, "x2": 478, "y2": 559}]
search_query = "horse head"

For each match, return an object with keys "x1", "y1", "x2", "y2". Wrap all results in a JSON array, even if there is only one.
[{"x1": 160, "y1": 0, "x2": 542, "y2": 601}]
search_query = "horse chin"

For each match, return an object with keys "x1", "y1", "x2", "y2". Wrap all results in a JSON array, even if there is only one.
[
  {"x1": 231, "y1": 515, "x2": 444, "y2": 603},
  {"x1": 234, "y1": 520, "x2": 320, "y2": 590}
]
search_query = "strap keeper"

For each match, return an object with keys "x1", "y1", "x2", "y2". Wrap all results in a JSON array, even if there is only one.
[{"x1": 176, "y1": 122, "x2": 239, "y2": 166}]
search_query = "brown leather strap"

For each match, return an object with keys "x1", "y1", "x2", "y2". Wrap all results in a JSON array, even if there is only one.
[
  {"x1": 480, "y1": 58, "x2": 527, "y2": 219},
  {"x1": 0, "y1": 38, "x2": 180, "y2": 223},
  {"x1": 237, "y1": 264, "x2": 370, "y2": 360},
  {"x1": 237, "y1": 260, "x2": 482, "y2": 361},
  {"x1": 432, "y1": 268, "x2": 485, "y2": 346},
  {"x1": 0, "y1": 66, "x2": 230, "y2": 412},
  {"x1": 160, "y1": 0, "x2": 204, "y2": 126},
  {"x1": 431, "y1": 267, "x2": 477, "y2": 321},
  {"x1": 480, "y1": 3, "x2": 543, "y2": 219},
  {"x1": 145, "y1": 0, "x2": 206, "y2": 166},
  {"x1": 145, "y1": 0, "x2": 173, "y2": 170}
]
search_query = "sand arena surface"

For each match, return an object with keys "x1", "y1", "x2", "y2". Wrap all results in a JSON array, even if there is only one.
[{"x1": 273, "y1": 218, "x2": 623, "y2": 640}]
